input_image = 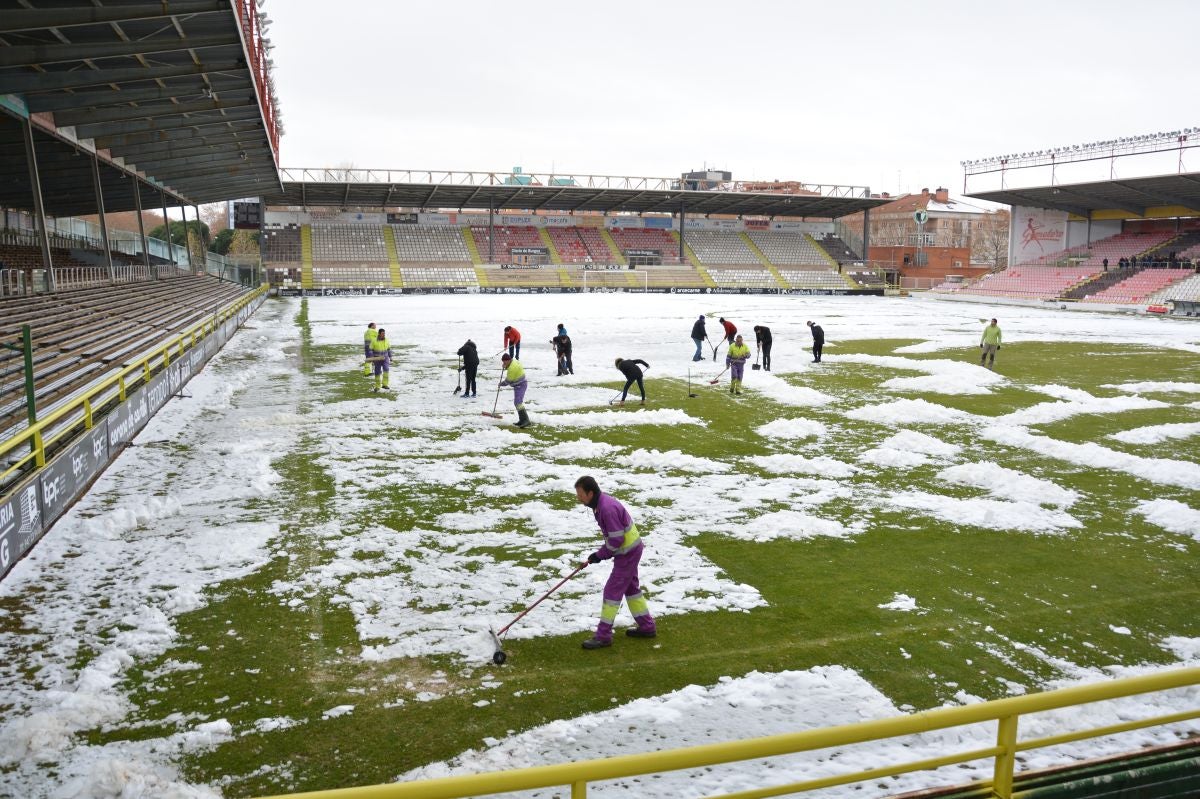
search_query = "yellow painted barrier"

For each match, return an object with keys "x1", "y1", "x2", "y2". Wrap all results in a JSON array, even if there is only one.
[
  {"x1": 0, "y1": 284, "x2": 268, "y2": 488},
  {"x1": 258, "y1": 667, "x2": 1199, "y2": 799}
]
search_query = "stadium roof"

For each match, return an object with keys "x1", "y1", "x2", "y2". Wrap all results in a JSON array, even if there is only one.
[
  {"x1": 0, "y1": 0, "x2": 282, "y2": 215},
  {"x1": 263, "y1": 169, "x2": 888, "y2": 218},
  {"x1": 968, "y1": 172, "x2": 1200, "y2": 217}
]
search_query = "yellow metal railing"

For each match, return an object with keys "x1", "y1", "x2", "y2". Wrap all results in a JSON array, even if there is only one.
[
  {"x1": 0, "y1": 284, "x2": 268, "y2": 488},
  {"x1": 259, "y1": 667, "x2": 1199, "y2": 799}
]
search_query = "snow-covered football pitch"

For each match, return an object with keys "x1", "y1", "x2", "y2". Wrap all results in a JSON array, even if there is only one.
[{"x1": 1, "y1": 293, "x2": 1197, "y2": 798}]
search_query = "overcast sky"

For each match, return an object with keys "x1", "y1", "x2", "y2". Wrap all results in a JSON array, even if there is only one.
[{"x1": 266, "y1": 0, "x2": 1199, "y2": 197}]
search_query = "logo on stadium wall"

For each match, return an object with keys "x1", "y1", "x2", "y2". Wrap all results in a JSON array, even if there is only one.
[{"x1": 1013, "y1": 206, "x2": 1067, "y2": 259}]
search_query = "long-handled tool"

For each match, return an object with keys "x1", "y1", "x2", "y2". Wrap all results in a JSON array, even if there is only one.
[
  {"x1": 488, "y1": 561, "x2": 589, "y2": 665},
  {"x1": 453, "y1": 357, "x2": 462, "y2": 394},
  {"x1": 709, "y1": 366, "x2": 729, "y2": 385},
  {"x1": 710, "y1": 338, "x2": 720, "y2": 362},
  {"x1": 482, "y1": 367, "x2": 506, "y2": 419},
  {"x1": 688, "y1": 369, "x2": 697, "y2": 398},
  {"x1": 752, "y1": 349, "x2": 762, "y2": 371}
]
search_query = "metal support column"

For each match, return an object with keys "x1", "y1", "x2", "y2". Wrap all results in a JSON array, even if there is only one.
[
  {"x1": 132, "y1": 180, "x2": 153, "y2": 279},
  {"x1": 90, "y1": 153, "x2": 115, "y2": 283},
  {"x1": 1086, "y1": 212, "x2": 1093, "y2": 247},
  {"x1": 182, "y1": 204, "x2": 195, "y2": 274},
  {"x1": 194, "y1": 205, "x2": 210, "y2": 278},
  {"x1": 863, "y1": 207, "x2": 872, "y2": 260},
  {"x1": 678, "y1": 203, "x2": 686, "y2": 263},
  {"x1": 21, "y1": 117, "x2": 55, "y2": 291},
  {"x1": 160, "y1": 191, "x2": 174, "y2": 272},
  {"x1": 487, "y1": 202, "x2": 495, "y2": 262}
]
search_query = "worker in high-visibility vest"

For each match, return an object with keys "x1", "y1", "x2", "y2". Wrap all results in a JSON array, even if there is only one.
[
  {"x1": 363, "y1": 323, "x2": 378, "y2": 376},
  {"x1": 370, "y1": 329, "x2": 392, "y2": 391}
]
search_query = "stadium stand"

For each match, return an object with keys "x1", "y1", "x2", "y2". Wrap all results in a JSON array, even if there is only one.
[
  {"x1": 607, "y1": 228, "x2": 682, "y2": 263},
  {"x1": 262, "y1": 225, "x2": 302, "y2": 262},
  {"x1": 958, "y1": 231, "x2": 1176, "y2": 299},
  {"x1": 746, "y1": 231, "x2": 829, "y2": 266},
  {"x1": 311, "y1": 224, "x2": 387, "y2": 261},
  {"x1": 259, "y1": 221, "x2": 898, "y2": 291},
  {"x1": 1147, "y1": 272, "x2": 1200, "y2": 304},
  {"x1": 706, "y1": 267, "x2": 779, "y2": 289},
  {"x1": 779, "y1": 270, "x2": 855, "y2": 290},
  {"x1": 310, "y1": 264, "x2": 392, "y2": 288},
  {"x1": 390, "y1": 225, "x2": 471, "y2": 262},
  {"x1": 471, "y1": 226, "x2": 543, "y2": 263},
  {"x1": 400, "y1": 266, "x2": 479, "y2": 288},
  {"x1": 847, "y1": 271, "x2": 887, "y2": 289},
  {"x1": 814, "y1": 233, "x2": 862, "y2": 263},
  {"x1": 576, "y1": 228, "x2": 616, "y2": 261},
  {"x1": 1083, "y1": 268, "x2": 1196, "y2": 304},
  {"x1": 0, "y1": 276, "x2": 247, "y2": 437},
  {"x1": 546, "y1": 228, "x2": 590, "y2": 262},
  {"x1": 684, "y1": 231, "x2": 758, "y2": 264},
  {"x1": 483, "y1": 267, "x2": 567, "y2": 288}
]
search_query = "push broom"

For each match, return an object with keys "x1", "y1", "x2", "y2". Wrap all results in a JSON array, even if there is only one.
[{"x1": 488, "y1": 561, "x2": 589, "y2": 664}]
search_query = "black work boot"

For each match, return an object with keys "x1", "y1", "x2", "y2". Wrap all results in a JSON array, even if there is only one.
[
  {"x1": 581, "y1": 637, "x2": 612, "y2": 650},
  {"x1": 515, "y1": 408, "x2": 531, "y2": 428}
]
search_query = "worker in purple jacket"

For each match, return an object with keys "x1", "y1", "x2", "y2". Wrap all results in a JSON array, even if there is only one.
[{"x1": 576, "y1": 475, "x2": 656, "y2": 649}]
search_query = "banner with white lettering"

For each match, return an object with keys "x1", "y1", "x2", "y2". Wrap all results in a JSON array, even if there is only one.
[
  {"x1": 40, "y1": 425, "x2": 108, "y2": 525},
  {"x1": 0, "y1": 481, "x2": 42, "y2": 580},
  {"x1": 107, "y1": 392, "x2": 150, "y2": 448}
]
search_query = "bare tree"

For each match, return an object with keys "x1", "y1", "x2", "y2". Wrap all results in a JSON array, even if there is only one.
[
  {"x1": 971, "y1": 209, "x2": 1010, "y2": 270},
  {"x1": 199, "y1": 202, "x2": 229, "y2": 236}
]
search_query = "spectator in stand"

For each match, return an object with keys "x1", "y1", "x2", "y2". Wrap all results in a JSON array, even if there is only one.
[{"x1": 1103, "y1": 258, "x2": 1108, "y2": 272}]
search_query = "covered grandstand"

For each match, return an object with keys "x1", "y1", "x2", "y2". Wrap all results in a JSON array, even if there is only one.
[
  {"x1": 945, "y1": 141, "x2": 1200, "y2": 315},
  {"x1": 259, "y1": 169, "x2": 891, "y2": 294},
  {"x1": 0, "y1": 0, "x2": 280, "y2": 577}
]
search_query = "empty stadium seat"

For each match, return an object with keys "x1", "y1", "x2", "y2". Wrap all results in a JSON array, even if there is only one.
[
  {"x1": 311, "y1": 224, "x2": 387, "y2": 261},
  {"x1": 684, "y1": 231, "x2": 757, "y2": 265},
  {"x1": 390, "y1": 226, "x2": 471, "y2": 262},
  {"x1": 747, "y1": 232, "x2": 830, "y2": 266}
]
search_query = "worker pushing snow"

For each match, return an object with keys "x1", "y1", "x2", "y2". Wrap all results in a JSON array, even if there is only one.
[
  {"x1": 575, "y1": 475, "x2": 656, "y2": 650},
  {"x1": 499, "y1": 353, "x2": 530, "y2": 428},
  {"x1": 726, "y1": 334, "x2": 751, "y2": 395},
  {"x1": 503, "y1": 325, "x2": 522, "y2": 360}
]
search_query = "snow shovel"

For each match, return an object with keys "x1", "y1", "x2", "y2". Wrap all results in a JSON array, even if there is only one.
[
  {"x1": 752, "y1": 350, "x2": 762, "y2": 371},
  {"x1": 710, "y1": 338, "x2": 720, "y2": 362},
  {"x1": 453, "y1": 357, "x2": 462, "y2": 394},
  {"x1": 688, "y1": 369, "x2": 697, "y2": 398},
  {"x1": 709, "y1": 366, "x2": 729, "y2": 385},
  {"x1": 488, "y1": 560, "x2": 589, "y2": 665},
  {"x1": 482, "y1": 368, "x2": 506, "y2": 419}
]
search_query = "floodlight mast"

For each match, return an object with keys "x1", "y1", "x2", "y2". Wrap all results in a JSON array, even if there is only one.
[{"x1": 960, "y1": 128, "x2": 1198, "y2": 193}]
